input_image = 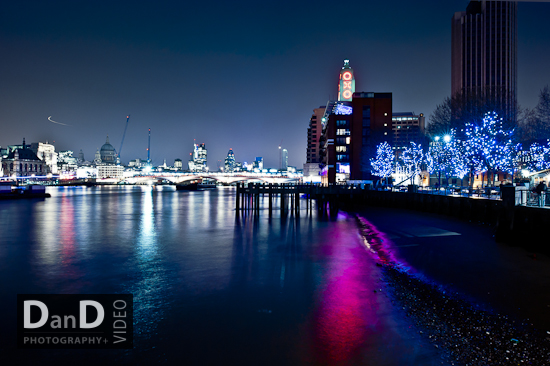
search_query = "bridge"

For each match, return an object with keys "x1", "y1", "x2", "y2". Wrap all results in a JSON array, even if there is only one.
[{"x1": 121, "y1": 171, "x2": 302, "y2": 185}]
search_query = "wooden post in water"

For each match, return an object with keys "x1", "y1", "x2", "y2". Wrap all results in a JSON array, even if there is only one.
[
  {"x1": 268, "y1": 183, "x2": 273, "y2": 215},
  {"x1": 280, "y1": 184, "x2": 285, "y2": 216},
  {"x1": 295, "y1": 189, "x2": 299, "y2": 215},
  {"x1": 236, "y1": 183, "x2": 240, "y2": 211},
  {"x1": 255, "y1": 184, "x2": 260, "y2": 213},
  {"x1": 243, "y1": 183, "x2": 246, "y2": 211}
]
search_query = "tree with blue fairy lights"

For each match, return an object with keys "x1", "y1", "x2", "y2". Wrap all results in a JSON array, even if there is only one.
[
  {"x1": 463, "y1": 112, "x2": 515, "y2": 187},
  {"x1": 370, "y1": 141, "x2": 395, "y2": 186},
  {"x1": 401, "y1": 141, "x2": 424, "y2": 185}
]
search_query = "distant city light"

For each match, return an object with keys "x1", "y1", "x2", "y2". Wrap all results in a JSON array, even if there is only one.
[{"x1": 443, "y1": 135, "x2": 451, "y2": 143}]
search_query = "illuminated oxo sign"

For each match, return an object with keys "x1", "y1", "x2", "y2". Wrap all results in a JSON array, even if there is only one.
[
  {"x1": 338, "y1": 60, "x2": 355, "y2": 102},
  {"x1": 341, "y1": 71, "x2": 353, "y2": 99}
]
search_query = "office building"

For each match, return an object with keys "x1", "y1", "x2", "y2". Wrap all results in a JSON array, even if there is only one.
[
  {"x1": 281, "y1": 149, "x2": 288, "y2": 171},
  {"x1": 392, "y1": 112, "x2": 426, "y2": 154},
  {"x1": 320, "y1": 93, "x2": 393, "y2": 184},
  {"x1": 306, "y1": 107, "x2": 325, "y2": 164},
  {"x1": 188, "y1": 143, "x2": 208, "y2": 172},
  {"x1": 224, "y1": 149, "x2": 236, "y2": 172},
  {"x1": 253, "y1": 157, "x2": 263, "y2": 170},
  {"x1": 97, "y1": 164, "x2": 124, "y2": 179},
  {"x1": 451, "y1": 1, "x2": 517, "y2": 118}
]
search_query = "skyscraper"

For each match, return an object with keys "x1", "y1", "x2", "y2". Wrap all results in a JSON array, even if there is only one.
[
  {"x1": 306, "y1": 107, "x2": 325, "y2": 164},
  {"x1": 281, "y1": 149, "x2": 288, "y2": 170},
  {"x1": 451, "y1": 1, "x2": 517, "y2": 118},
  {"x1": 189, "y1": 143, "x2": 208, "y2": 172},
  {"x1": 224, "y1": 148, "x2": 235, "y2": 172}
]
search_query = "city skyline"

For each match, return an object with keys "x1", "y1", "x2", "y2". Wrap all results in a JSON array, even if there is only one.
[{"x1": 1, "y1": 1, "x2": 549, "y2": 169}]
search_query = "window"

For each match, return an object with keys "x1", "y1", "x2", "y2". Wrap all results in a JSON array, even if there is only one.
[
  {"x1": 336, "y1": 120, "x2": 348, "y2": 127},
  {"x1": 337, "y1": 129, "x2": 350, "y2": 136},
  {"x1": 346, "y1": 137, "x2": 351, "y2": 144},
  {"x1": 362, "y1": 106, "x2": 371, "y2": 118},
  {"x1": 336, "y1": 146, "x2": 347, "y2": 152},
  {"x1": 337, "y1": 163, "x2": 350, "y2": 174}
]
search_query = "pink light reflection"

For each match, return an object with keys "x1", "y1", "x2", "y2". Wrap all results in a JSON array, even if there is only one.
[{"x1": 310, "y1": 218, "x2": 380, "y2": 363}]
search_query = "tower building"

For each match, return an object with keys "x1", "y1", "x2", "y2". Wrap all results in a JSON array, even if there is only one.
[
  {"x1": 338, "y1": 60, "x2": 355, "y2": 102},
  {"x1": 281, "y1": 149, "x2": 288, "y2": 171},
  {"x1": 451, "y1": 1, "x2": 517, "y2": 119},
  {"x1": 189, "y1": 143, "x2": 208, "y2": 172},
  {"x1": 224, "y1": 149, "x2": 235, "y2": 172}
]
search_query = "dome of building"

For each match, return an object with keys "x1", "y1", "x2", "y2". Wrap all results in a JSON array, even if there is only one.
[{"x1": 100, "y1": 136, "x2": 117, "y2": 164}]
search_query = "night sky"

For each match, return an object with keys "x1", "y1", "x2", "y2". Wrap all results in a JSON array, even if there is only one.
[{"x1": 1, "y1": 1, "x2": 549, "y2": 170}]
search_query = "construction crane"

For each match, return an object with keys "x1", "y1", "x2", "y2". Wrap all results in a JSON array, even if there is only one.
[
  {"x1": 118, "y1": 115, "x2": 130, "y2": 160},
  {"x1": 279, "y1": 139, "x2": 283, "y2": 170},
  {"x1": 147, "y1": 128, "x2": 151, "y2": 166}
]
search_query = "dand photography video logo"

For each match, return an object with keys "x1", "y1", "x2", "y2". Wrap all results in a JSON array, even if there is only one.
[{"x1": 17, "y1": 294, "x2": 133, "y2": 349}]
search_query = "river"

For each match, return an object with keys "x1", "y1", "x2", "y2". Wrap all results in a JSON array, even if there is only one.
[{"x1": 1, "y1": 186, "x2": 548, "y2": 365}]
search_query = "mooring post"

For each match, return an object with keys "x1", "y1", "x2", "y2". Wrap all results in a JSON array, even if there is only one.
[
  {"x1": 255, "y1": 184, "x2": 260, "y2": 212},
  {"x1": 268, "y1": 183, "x2": 273, "y2": 215},
  {"x1": 236, "y1": 182, "x2": 240, "y2": 211},
  {"x1": 280, "y1": 184, "x2": 285, "y2": 216}
]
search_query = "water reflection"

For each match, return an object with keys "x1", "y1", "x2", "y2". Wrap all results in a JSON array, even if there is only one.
[
  {"x1": 1, "y1": 186, "x2": 447, "y2": 365},
  {"x1": 125, "y1": 186, "x2": 169, "y2": 346}
]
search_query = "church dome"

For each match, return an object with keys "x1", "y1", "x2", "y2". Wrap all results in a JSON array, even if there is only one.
[{"x1": 100, "y1": 136, "x2": 117, "y2": 164}]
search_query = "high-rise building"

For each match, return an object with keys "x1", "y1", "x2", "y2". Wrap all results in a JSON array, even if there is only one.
[
  {"x1": 320, "y1": 94, "x2": 393, "y2": 184},
  {"x1": 281, "y1": 149, "x2": 288, "y2": 171},
  {"x1": 174, "y1": 159, "x2": 183, "y2": 170},
  {"x1": 451, "y1": 1, "x2": 517, "y2": 118},
  {"x1": 306, "y1": 107, "x2": 325, "y2": 164},
  {"x1": 224, "y1": 149, "x2": 235, "y2": 172},
  {"x1": 338, "y1": 60, "x2": 355, "y2": 102},
  {"x1": 392, "y1": 112, "x2": 426, "y2": 154},
  {"x1": 77, "y1": 149, "x2": 85, "y2": 164},
  {"x1": 189, "y1": 143, "x2": 208, "y2": 172},
  {"x1": 254, "y1": 157, "x2": 263, "y2": 170}
]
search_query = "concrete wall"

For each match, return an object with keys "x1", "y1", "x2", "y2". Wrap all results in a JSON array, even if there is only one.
[{"x1": 336, "y1": 189, "x2": 550, "y2": 253}]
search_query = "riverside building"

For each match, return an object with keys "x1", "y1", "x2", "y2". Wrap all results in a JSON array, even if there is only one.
[{"x1": 451, "y1": 1, "x2": 518, "y2": 119}]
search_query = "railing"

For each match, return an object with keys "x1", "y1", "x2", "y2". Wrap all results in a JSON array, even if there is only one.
[
  {"x1": 388, "y1": 185, "x2": 503, "y2": 199},
  {"x1": 516, "y1": 190, "x2": 550, "y2": 207}
]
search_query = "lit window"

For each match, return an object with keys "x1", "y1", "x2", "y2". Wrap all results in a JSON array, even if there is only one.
[
  {"x1": 384, "y1": 123, "x2": 387, "y2": 127},
  {"x1": 337, "y1": 129, "x2": 350, "y2": 136},
  {"x1": 384, "y1": 113, "x2": 388, "y2": 116},
  {"x1": 384, "y1": 132, "x2": 387, "y2": 135},
  {"x1": 336, "y1": 146, "x2": 347, "y2": 152},
  {"x1": 346, "y1": 137, "x2": 351, "y2": 144}
]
